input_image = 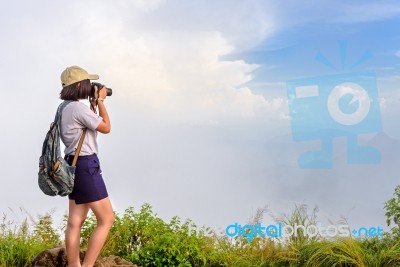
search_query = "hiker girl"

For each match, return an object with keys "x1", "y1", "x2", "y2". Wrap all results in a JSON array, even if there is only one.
[{"x1": 59, "y1": 66, "x2": 114, "y2": 267}]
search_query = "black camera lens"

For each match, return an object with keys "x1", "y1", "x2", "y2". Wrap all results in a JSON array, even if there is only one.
[
  {"x1": 105, "y1": 88, "x2": 112, "y2": 96},
  {"x1": 91, "y1": 82, "x2": 113, "y2": 97}
]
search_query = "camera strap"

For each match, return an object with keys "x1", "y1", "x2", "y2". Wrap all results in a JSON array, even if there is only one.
[
  {"x1": 89, "y1": 87, "x2": 99, "y2": 113},
  {"x1": 90, "y1": 99, "x2": 97, "y2": 113}
]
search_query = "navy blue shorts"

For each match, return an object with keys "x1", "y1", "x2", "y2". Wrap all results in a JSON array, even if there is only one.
[{"x1": 65, "y1": 154, "x2": 108, "y2": 204}]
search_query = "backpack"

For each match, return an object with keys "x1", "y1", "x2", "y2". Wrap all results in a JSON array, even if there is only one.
[{"x1": 38, "y1": 101, "x2": 77, "y2": 196}]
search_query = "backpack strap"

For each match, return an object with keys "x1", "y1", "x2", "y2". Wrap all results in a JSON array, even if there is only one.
[
  {"x1": 71, "y1": 128, "x2": 87, "y2": 167},
  {"x1": 55, "y1": 101, "x2": 87, "y2": 167},
  {"x1": 54, "y1": 100, "x2": 73, "y2": 124},
  {"x1": 49, "y1": 101, "x2": 73, "y2": 164}
]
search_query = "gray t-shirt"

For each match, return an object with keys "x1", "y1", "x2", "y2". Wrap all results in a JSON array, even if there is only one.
[{"x1": 60, "y1": 101, "x2": 102, "y2": 156}]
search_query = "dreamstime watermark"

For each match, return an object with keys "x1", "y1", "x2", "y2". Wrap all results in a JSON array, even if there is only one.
[
  {"x1": 287, "y1": 41, "x2": 382, "y2": 169},
  {"x1": 224, "y1": 223, "x2": 384, "y2": 242}
]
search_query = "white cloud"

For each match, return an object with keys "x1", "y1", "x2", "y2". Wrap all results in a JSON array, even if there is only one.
[
  {"x1": 0, "y1": 1, "x2": 284, "y2": 124},
  {"x1": 37, "y1": 1, "x2": 280, "y2": 123},
  {"x1": 87, "y1": 30, "x2": 282, "y2": 122},
  {"x1": 379, "y1": 97, "x2": 387, "y2": 109}
]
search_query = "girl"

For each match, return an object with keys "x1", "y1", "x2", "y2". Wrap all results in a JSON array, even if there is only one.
[{"x1": 59, "y1": 65, "x2": 114, "y2": 267}]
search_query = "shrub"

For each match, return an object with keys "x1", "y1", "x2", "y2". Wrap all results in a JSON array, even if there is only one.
[
  {"x1": 0, "y1": 211, "x2": 57, "y2": 267},
  {"x1": 1, "y1": 203, "x2": 400, "y2": 266}
]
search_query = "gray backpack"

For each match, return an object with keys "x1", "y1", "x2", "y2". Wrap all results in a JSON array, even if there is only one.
[{"x1": 38, "y1": 101, "x2": 86, "y2": 196}]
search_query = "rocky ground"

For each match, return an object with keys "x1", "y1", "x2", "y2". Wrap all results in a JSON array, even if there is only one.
[{"x1": 31, "y1": 247, "x2": 139, "y2": 267}]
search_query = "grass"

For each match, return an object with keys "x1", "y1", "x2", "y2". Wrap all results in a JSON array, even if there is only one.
[
  {"x1": 0, "y1": 209, "x2": 61, "y2": 267},
  {"x1": 1, "y1": 204, "x2": 400, "y2": 267}
]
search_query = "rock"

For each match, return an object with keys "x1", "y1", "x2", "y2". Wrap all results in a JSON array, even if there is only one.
[
  {"x1": 94, "y1": 255, "x2": 137, "y2": 267},
  {"x1": 30, "y1": 247, "x2": 71, "y2": 267},
  {"x1": 31, "y1": 247, "x2": 139, "y2": 267}
]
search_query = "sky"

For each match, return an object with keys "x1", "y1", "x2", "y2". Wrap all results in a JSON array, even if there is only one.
[{"x1": 0, "y1": 0, "x2": 399, "y2": 235}]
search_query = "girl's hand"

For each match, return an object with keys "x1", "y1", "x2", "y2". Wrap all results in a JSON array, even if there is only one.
[
  {"x1": 98, "y1": 85, "x2": 107, "y2": 100},
  {"x1": 90, "y1": 84, "x2": 107, "y2": 111}
]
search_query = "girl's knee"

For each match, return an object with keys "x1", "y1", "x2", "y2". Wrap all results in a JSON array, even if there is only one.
[
  {"x1": 98, "y1": 212, "x2": 114, "y2": 228},
  {"x1": 105, "y1": 212, "x2": 115, "y2": 228},
  {"x1": 67, "y1": 217, "x2": 86, "y2": 229}
]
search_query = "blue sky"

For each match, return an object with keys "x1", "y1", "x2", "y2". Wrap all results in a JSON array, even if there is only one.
[
  {"x1": 241, "y1": 9, "x2": 400, "y2": 82},
  {"x1": 236, "y1": 3, "x2": 400, "y2": 139},
  {"x1": 0, "y1": 0, "x2": 399, "y2": 234}
]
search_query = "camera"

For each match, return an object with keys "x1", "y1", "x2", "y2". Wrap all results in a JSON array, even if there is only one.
[{"x1": 91, "y1": 82, "x2": 113, "y2": 97}]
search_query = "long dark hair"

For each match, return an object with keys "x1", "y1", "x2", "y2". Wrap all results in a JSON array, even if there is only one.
[{"x1": 60, "y1": 79, "x2": 92, "y2": 100}]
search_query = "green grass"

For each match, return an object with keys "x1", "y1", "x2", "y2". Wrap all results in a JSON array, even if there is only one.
[
  {"x1": 1, "y1": 204, "x2": 400, "y2": 267},
  {"x1": 0, "y1": 210, "x2": 61, "y2": 267}
]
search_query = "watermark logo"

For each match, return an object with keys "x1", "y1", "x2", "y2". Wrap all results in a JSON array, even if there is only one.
[
  {"x1": 225, "y1": 222, "x2": 384, "y2": 242},
  {"x1": 287, "y1": 41, "x2": 382, "y2": 169}
]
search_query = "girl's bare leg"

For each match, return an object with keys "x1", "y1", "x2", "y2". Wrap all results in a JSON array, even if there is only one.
[
  {"x1": 81, "y1": 197, "x2": 114, "y2": 267},
  {"x1": 65, "y1": 200, "x2": 89, "y2": 267}
]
